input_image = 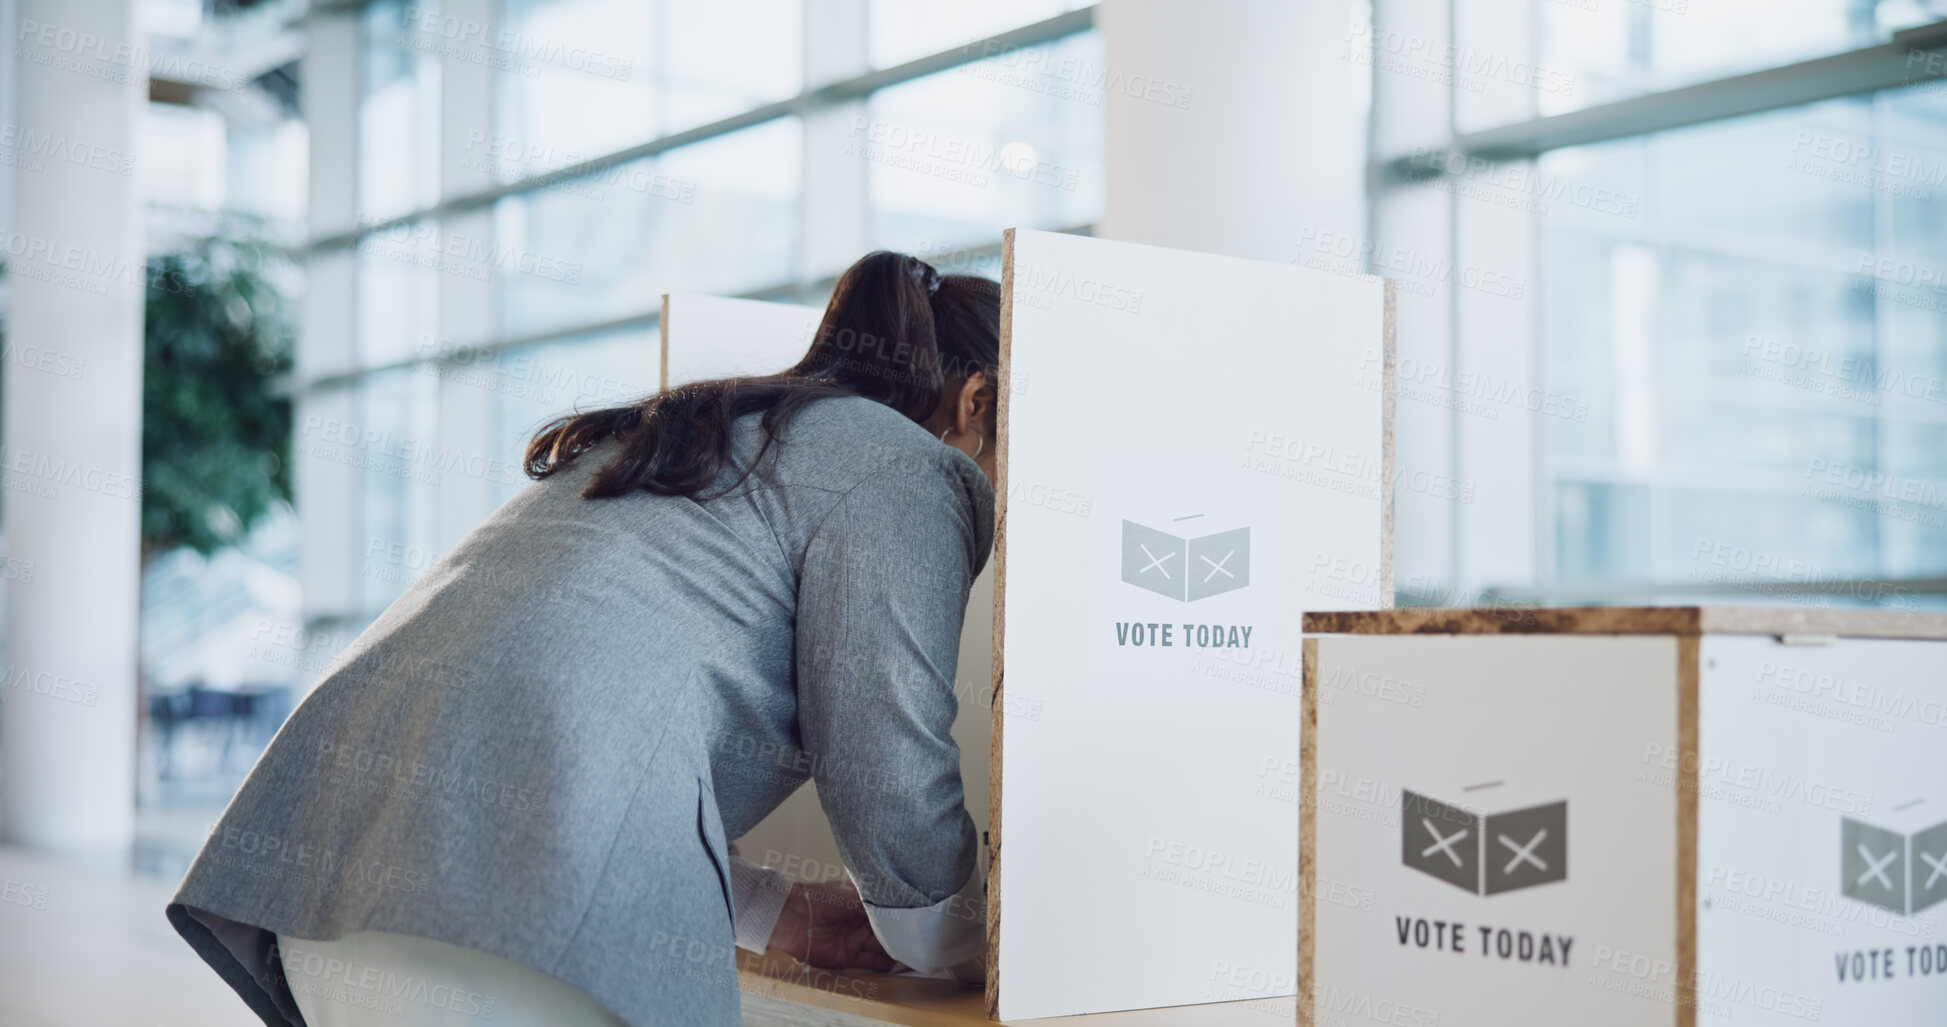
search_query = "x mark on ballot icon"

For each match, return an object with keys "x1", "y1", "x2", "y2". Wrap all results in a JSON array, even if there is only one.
[
  {"x1": 1922, "y1": 848, "x2": 1947, "y2": 890},
  {"x1": 1420, "y1": 819, "x2": 1468, "y2": 868},
  {"x1": 1138, "y1": 544, "x2": 1176, "y2": 579},
  {"x1": 1200, "y1": 549, "x2": 1237, "y2": 582},
  {"x1": 1499, "y1": 829, "x2": 1550, "y2": 875},
  {"x1": 1856, "y1": 843, "x2": 1899, "y2": 891}
]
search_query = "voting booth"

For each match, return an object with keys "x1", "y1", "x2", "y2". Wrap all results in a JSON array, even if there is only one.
[
  {"x1": 989, "y1": 228, "x2": 1393, "y2": 1019},
  {"x1": 1301, "y1": 606, "x2": 1947, "y2": 1027}
]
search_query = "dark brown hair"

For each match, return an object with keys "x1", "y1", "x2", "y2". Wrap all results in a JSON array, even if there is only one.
[{"x1": 525, "y1": 251, "x2": 1000, "y2": 499}]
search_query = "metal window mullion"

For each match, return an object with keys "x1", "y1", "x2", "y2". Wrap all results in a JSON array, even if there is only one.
[{"x1": 1374, "y1": 19, "x2": 1947, "y2": 174}]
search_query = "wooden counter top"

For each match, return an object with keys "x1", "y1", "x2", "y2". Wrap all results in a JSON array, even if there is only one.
[{"x1": 737, "y1": 949, "x2": 1284, "y2": 1026}]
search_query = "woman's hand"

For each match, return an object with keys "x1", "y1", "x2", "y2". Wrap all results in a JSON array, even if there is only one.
[{"x1": 767, "y1": 879, "x2": 896, "y2": 972}]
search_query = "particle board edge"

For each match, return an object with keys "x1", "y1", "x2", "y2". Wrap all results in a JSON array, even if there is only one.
[
  {"x1": 1298, "y1": 637, "x2": 1319, "y2": 1026},
  {"x1": 1675, "y1": 637, "x2": 1699, "y2": 1027},
  {"x1": 985, "y1": 227, "x2": 1017, "y2": 1022},
  {"x1": 658, "y1": 294, "x2": 670, "y2": 393},
  {"x1": 1379, "y1": 278, "x2": 1396, "y2": 610}
]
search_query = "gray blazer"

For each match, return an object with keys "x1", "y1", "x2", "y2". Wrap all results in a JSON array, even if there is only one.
[{"x1": 167, "y1": 395, "x2": 995, "y2": 1026}]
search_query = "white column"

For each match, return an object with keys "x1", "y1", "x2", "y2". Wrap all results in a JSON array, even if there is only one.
[
  {"x1": 1, "y1": 0, "x2": 144, "y2": 850},
  {"x1": 1097, "y1": 0, "x2": 1368, "y2": 261}
]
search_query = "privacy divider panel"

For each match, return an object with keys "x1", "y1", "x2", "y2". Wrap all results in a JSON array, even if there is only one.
[
  {"x1": 659, "y1": 292, "x2": 819, "y2": 390},
  {"x1": 990, "y1": 228, "x2": 1394, "y2": 1019}
]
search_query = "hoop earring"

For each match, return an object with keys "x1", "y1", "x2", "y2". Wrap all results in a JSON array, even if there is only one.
[{"x1": 939, "y1": 427, "x2": 985, "y2": 460}]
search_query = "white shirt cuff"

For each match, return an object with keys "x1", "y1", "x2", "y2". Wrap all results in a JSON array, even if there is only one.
[
  {"x1": 727, "y1": 854, "x2": 796, "y2": 954},
  {"x1": 854, "y1": 861, "x2": 985, "y2": 974}
]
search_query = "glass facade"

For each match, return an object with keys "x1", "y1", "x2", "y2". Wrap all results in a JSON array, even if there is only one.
[
  {"x1": 1373, "y1": 0, "x2": 1947, "y2": 606},
  {"x1": 491, "y1": 326, "x2": 660, "y2": 507},
  {"x1": 305, "y1": 0, "x2": 1105, "y2": 653},
  {"x1": 96, "y1": 0, "x2": 1947, "y2": 874},
  {"x1": 1528, "y1": 0, "x2": 1947, "y2": 124},
  {"x1": 298, "y1": 0, "x2": 1947, "y2": 702},
  {"x1": 865, "y1": 31, "x2": 1106, "y2": 252},
  {"x1": 493, "y1": 117, "x2": 803, "y2": 338},
  {"x1": 491, "y1": 0, "x2": 801, "y2": 162},
  {"x1": 360, "y1": 0, "x2": 441, "y2": 223},
  {"x1": 1540, "y1": 91, "x2": 1947, "y2": 587}
]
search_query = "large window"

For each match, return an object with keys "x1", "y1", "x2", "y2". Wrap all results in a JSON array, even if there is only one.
[
  {"x1": 1369, "y1": 0, "x2": 1947, "y2": 607},
  {"x1": 865, "y1": 30, "x2": 1105, "y2": 252},
  {"x1": 1543, "y1": 91, "x2": 1947, "y2": 585},
  {"x1": 491, "y1": 0, "x2": 801, "y2": 165},
  {"x1": 360, "y1": 0, "x2": 440, "y2": 222},
  {"x1": 302, "y1": 0, "x2": 1105, "y2": 644},
  {"x1": 494, "y1": 117, "x2": 803, "y2": 338},
  {"x1": 491, "y1": 326, "x2": 659, "y2": 505},
  {"x1": 1530, "y1": 0, "x2": 1947, "y2": 122}
]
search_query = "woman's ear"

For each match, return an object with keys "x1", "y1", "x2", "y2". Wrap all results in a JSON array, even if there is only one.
[{"x1": 956, "y1": 370, "x2": 993, "y2": 438}]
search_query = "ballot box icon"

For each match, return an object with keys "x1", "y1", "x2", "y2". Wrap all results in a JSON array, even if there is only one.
[
  {"x1": 1402, "y1": 790, "x2": 1568, "y2": 896},
  {"x1": 1916, "y1": 819, "x2": 1947, "y2": 914},
  {"x1": 1842, "y1": 814, "x2": 1947, "y2": 916},
  {"x1": 1120, "y1": 519, "x2": 1250, "y2": 602}
]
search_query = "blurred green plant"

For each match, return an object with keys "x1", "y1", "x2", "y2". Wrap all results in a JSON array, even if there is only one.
[{"x1": 139, "y1": 236, "x2": 295, "y2": 564}]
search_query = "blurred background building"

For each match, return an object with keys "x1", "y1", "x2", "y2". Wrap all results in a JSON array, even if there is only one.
[{"x1": 0, "y1": 0, "x2": 1945, "y2": 1021}]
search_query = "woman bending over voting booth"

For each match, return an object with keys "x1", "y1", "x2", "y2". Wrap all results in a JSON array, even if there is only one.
[{"x1": 165, "y1": 252, "x2": 1000, "y2": 1027}]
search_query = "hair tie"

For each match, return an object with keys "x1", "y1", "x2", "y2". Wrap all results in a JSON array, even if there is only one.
[{"x1": 913, "y1": 259, "x2": 941, "y2": 297}]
